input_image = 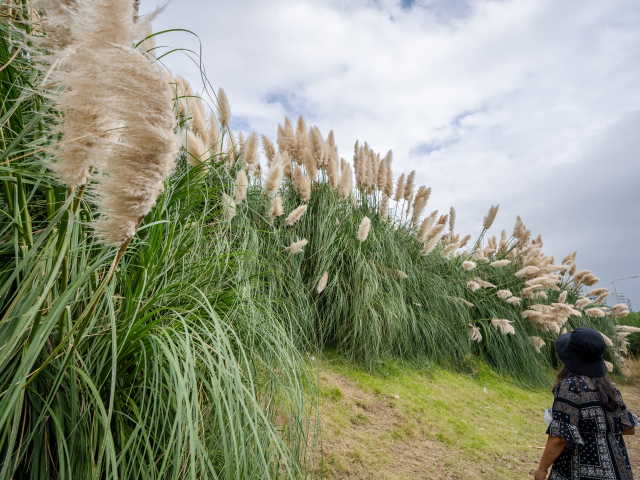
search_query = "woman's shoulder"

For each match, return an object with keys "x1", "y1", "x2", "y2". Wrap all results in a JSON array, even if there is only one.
[{"x1": 554, "y1": 377, "x2": 582, "y2": 400}]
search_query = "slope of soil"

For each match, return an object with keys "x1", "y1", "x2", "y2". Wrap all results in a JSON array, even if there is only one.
[{"x1": 315, "y1": 356, "x2": 640, "y2": 480}]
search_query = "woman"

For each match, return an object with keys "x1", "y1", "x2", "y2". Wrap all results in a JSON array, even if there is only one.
[{"x1": 534, "y1": 327, "x2": 637, "y2": 480}]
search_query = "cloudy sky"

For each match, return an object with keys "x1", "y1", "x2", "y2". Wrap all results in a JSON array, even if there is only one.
[{"x1": 140, "y1": 0, "x2": 640, "y2": 308}]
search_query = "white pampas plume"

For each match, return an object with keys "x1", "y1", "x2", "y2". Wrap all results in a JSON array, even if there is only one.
[
  {"x1": 293, "y1": 165, "x2": 311, "y2": 202},
  {"x1": 562, "y1": 251, "x2": 577, "y2": 265},
  {"x1": 242, "y1": 132, "x2": 260, "y2": 173},
  {"x1": 418, "y1": 210, "x2": 438, "y2": 243},
  {"x1": 317, "y1": 271, "x2": 329, "y2": 293},
  {"x1": 339, "y1": 163, "x2": 353, "y2": 200},
  {"x1": 327, "y1": 147, "x2": 340, "y2": 188},
  {"x1": 568, "y1": 263, "x2": 577, "y2": 276},
  {"x1": 264, "y1": 155, "x2": 284, "y2": 196},
  {"x1": 605, "y1": 361, "x2": 613, "y2": 373},
  {"x1": 222, "y1": 194, "x2": 236, "y2": 221},
  {"x1": 277, "y1": 117, "x2": 296, "y2": 155},
  {"x1": 458, "y1": 234, "x2": 472, "y2": 249},
  {"x1": 490, "y1": 260, "x2": 511, "y2": 268},
  {"x1": 284, "y1": 238, "x2": 308, "y2": 255},
  {"x1": 206, "y1": 113, "x2": 220, "y2": 154},
  {"x1": 599, "y1": 332, "x2": 614, "y2": 347},
  {"x1": 587, "y1": 288, "x2": 608, "y2": 297},
  {"x1": 467, "y1": 281, "x2": 481, "y2": 292},
  {"x1": 268, "y1": 196, "x2": 284, "y2": 223},
  {"x1": 377, "y1": 156, "x2": 388, "y2": 190},
  {"x1": 302, "y1": 146, "x2": 317, "y2": 179},
  {"x1": 216, "y1": 88, "x2": 231, "y2": 129},
  {"x1": 595, "y1": 292, "x2": 611, "y2": 305},
  {"x1": 420, "y1": 234, "x2": 441, "y2": 256},
  {"x1": 463, "y1": 261, "x2": 476, "y2": 271},
  {"x1": 291, "y1": 115, "x2": 308, "y2": 164},
  {"x1": 384, "y1": 151, "x2": 394, "y2": 197},
  {"x1": 449, "y1": 207, "x2": 456, "y2": 233},
  {"x1": 40, "y1": 4, "x2": 181, "y2": 244},
  {"x1": 425, "y1": 223, "x2": 446, "y2": 244},
  {"x1": 506, "y1": 296, "x2": 521, "y2": 305},
  {"x1": 394, "y1": 173, "x2": 405, "y2": 202},
  {"x1": 308, "y1": 126, "x2": 325, "y2": 166},
  {"x1": 285, "y1": 205, "x2": 308, "y2": 226},
  {"x1": 528, "y1": 336, "x2": 546, "y2": 353},
  {"x1": 412, "y1": 195, "x2": 428, "y2": 224},
  {"x1": 558, "y1": 291, "x2": 568, "y2": 303},
  {"x1": 514, "y1": 266, "x2": 540, "y2": 277},
  {"x1": 483, "y1": 205, "x2": 499, "y2": 230},
  {"x1": 497, "y1": 290, "x2": 512, "y2": 299},
  {"x1": 234, "y1": 169, "x2": 248, "y2": 203},
  {"x1": 491, "y1": 319, "x2": 515, "y2": 335},
  {"x1": 440, "y1": 242, "x2": 461, "y2": 258},
  {"x1": 573, "y1": 269, "x2": 592, "y2": 283},
  {"x1": 468, "y1": 324, "x2": 482, "y2": 342},
  {"x1": 575, "y1": 298, "x2": 591, "y2": 309},
  {"x1": 262, "y1": 135, "x2": 276, "y2": 166},
  {"x1": 582, "y1": 274, "x2": 600, "y2": 287},
  {"x1": 281, "y1": 151, "x2": 293, "y2": 179},
  {"x1": 474, "y1": 278, "x2": 496, "y2": 288},
  {"x1": 403, "y1": 170, "x2": 415, "y2": 201},
  {"x1": 380, "y1": 194, "x2": 389, "y2": 219},
  {"x1": 585, "y1": 308, "x2": 605, "y2": 318},
  {"x1": 357, "y1": 217, "x2": 371, "y2": 242},
  {"x1": 617, "y1": 325, "x2": 640, "y2": 333},
  {"x1": 183, "y1": 130, "x2": 206, "y2": 166}
]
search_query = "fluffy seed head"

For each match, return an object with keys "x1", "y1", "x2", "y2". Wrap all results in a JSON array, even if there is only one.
[
  {"x1": 383, "y1": 151, "x2": 394, "y2": 197},
  {"x1": 339, "y1": 163, "x2": 353, "y2": 200},
  {"x1": 417, "y1": 210, "x2": 438, "y2": 243},
  {"x1": 264, "y1": 155, "x2": 284, "y2": 196},
  {"x1": 468, "y1": 324, "x2": 482, "y2": 342},
  {"x1": 285, "y1": 204, "x2": 308, "y2": 226},
  {"x1": 285, "y1": 238, "x2": 308, "y2": 254},
  {"x1": 585, "y1": 308, "x2": 605, "y2": 318},
  {"x1": 449, "y1": 207, "x2": 456, "y2": 233},
  {"x1": 497, "y1": 290, "x2": 513, "y2": 299},
  {"x1": 216, "y1": 88, "x2": 231, "y2": 129},
  {"x1": 403, "y1": 170, "x2": 415, "y2": 201},
  {"x1": 490, "y1": 260, "x2": 511, "y2": 268},
  {"x1": 605, "y1": 361, "x2": 613, "y2": 373},
  {"x1": 558, "y1": 291, "x2": 568, "y2": 303},
  {"x1": 412, "y1": 195, "x2": 428, "y2": 224},
  {"x1": 380, "y1": 194, "x2": 389, "y2": 219},
  {"x1": 599, "y1": 332, "x2": 614, "y2": 347},
  {"x1": 222, "y1": 194, "x2": 236, "y2": 221},
  {"x1": 514, "y1": 266, "x2": 540, "y2": 277},
  {"x1": 575, "y1": 298, "x2": 591, "y2": 309},
  {"x1": 483, "y1": 205, "x2": 499, "y2": 230},
  {"x1": 293, "y1": 165, "x2": 311, "y2": 202},
  {"x1": 268, "y1": 196, "x2": 284, "y2": 222},
  {"x1": 467, "y1": 281, "x2": 481, "y2": 292},
  {"x1": 303, "y1": 146, "x2": 317, "y2": 179},
  {"x1": 317, "y1": 271, "x2": 329, "y2": 293},
  {"x1": 357, "y1": 217, "x2": 371, "y2": 242},
  {"x1": 420, "y1": 234, "x2": 441, "y2": 256},
  {"x1": 463, "y1": 261, "x2": 476, "y2": 271},
  {"x1": 183, "y1": 130, "x2": 206, "y2": 166},
  {"x1": 528, "y1": 336, "x2": 546, "y2": 353},
  {"x1": 491, "y1": 319, "x2": 515, "y2": 335},
  {"x1": 506, "y1": 296, "x2": 521, "y2": 305},
  {"x1": 394, "y1": 173, "x2": 405, "y2": 202},
  {"x1": 262, "y1": 135, "x2": 276, "y2": 166}
]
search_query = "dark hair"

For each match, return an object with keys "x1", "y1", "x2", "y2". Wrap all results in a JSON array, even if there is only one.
[{"x1": 553, "y1": 364, "x2": 620, "y2": 412}]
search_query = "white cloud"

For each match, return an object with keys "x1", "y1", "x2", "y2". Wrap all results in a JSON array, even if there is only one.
[{"x1": 141, "y1": 0, "x2": 640, "y2": 307}]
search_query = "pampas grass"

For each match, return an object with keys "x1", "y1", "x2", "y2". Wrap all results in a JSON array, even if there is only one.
[
  {"x1": 264, "y1": 154, "x2": 284, "y2": 196},
  {"x1": 558, "y1": 291, "x2": 568, "y2": 303},
  {"x1": 404, "y1": 170, "x2": 415, "y2": 200},
  {"x1": 449, "y1": 206, "x2": 456, "y2": 232},
  {"x1": 490, "y1": 260, "x2": 511, "y2": 268},
  {"x1": 467, "y1": 281, "x2": 480, "y2": 292},
  {"x1": 528, "y1": 336, "x2": 546, "y2": 353},
  {"x1": 497, "y1": 290, "x2": 512, "y2": 299},
  {"x1": 285, "y1": 238, "x2": 309, "y2": 254},
  {"x1": 491, "y1": 319, "x2": 515, "y2": 335},
  {"x1": 286, "y1": 204, "x2": 308, "y2": 226},
  {"x1": 394, "y1": 173, "x2": 405, "y2": 202},
  {"x1": 468, "y1": 324, "x2": 482, "y2": 342},
  {"x1": 599, "y1": 332, "x2": 614, "y2": 347},
  {"x1": 514, "y1": 266, "x2": 539, "y2": 277},
  {"x1": 223, "y1": 193, "x2": 237, "y2": 220},
  {"x1": 575, "y1": 298, "x2": 591, "y2": 309},
  {"x1": 217, "y1": 87, "x2": 231, "y2": 129},
  {"x1": 317, "y1": 271, "x2": 329, "y2": 293},
  {"x1": 357, "y1": 216, "x2": 371, "y2": 242},
  {"x1": 262, "y1": 134, "x2": 276, "y2": 165},
  {"x1": 234, "y1": 169, "x2": 249, "y2": 203},
  {"x1": 293, "y1": 165, "x2": 311, "y2": 202},
  {"x1": 268, "y1": 196, "x2": 284, "y2": 222},
  {"x1": 418, "y1": 210, "x2": 438, "y2": 242},
  {"x1": 339, "y1": 163, "x2": 353, "y2": 200},
  {"x1": 483, "y1": 204, "x2": 499, "y2": 230},
  {"x1": 585, "y1": 308, "x2": 605, "y2": 318},
  {"x1": 506, "y1": 296, "x2": 521, "y2": 305},
  {"x1": 183, "y1": 130, "x2": 206, "y2": 166},
  {"x1": 303, "y1": 146, "x2": 317, "y2": 179},
  {"x1": 420, "y1": 234, "x2": 440, "y2": 256},
  {"x1": 463, "y1": 261, "x2": 476, "y2": 271}
]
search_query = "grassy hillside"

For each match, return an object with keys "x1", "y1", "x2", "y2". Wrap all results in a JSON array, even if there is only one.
[{"x1": 0, "y1": 2, "x2": 635, "y2": 478}]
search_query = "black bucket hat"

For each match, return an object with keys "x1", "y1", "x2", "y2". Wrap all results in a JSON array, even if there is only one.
[{"x1": 555, "y1": 327, "x2": 607, "y2": 378}]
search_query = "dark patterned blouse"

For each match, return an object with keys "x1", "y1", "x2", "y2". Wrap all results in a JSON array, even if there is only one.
[{"x1": 547, "y1": 377, "x2": 638, "y2": 480}]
